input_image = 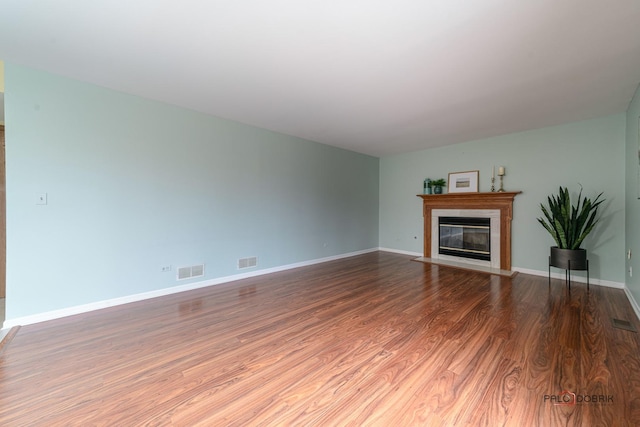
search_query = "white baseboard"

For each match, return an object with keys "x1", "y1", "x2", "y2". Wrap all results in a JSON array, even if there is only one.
[
  {"x1": 5, "y1": 248, "x2": 630, "y2": 329},
  {"x1": 624, "y1": 287, "x2": 640, "y2": 322},
  {"x1": 379, "y1": 250, "x2": 625, "y2": 289},
  {"x1": 378, "y1": 247, "x2": 423, "y2": 257},
  {"x1": 2, "y1": 248, "x2": 379, "y2": 329},
  {"x1": 512, "y1": 266, "x2": 625, "y2": 289},
  {"x1": 378, "y1": 250, "x2": 625, "y2": 289}
]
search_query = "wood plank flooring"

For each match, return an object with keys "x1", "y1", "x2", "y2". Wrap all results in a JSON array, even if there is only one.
[{"x1": 1, "y1": 251, "x2": 639, "y2": 426}]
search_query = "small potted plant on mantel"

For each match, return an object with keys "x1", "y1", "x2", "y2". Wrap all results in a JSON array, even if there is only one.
[
  {"x1": 537, "y1": 186, "x2": 605, "y2": 271},
  {"x1": 431, "y1": 179, "x2": 446, "y2": 194}
]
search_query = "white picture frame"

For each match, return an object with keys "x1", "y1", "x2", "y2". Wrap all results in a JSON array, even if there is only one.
[{"x1": 448, "y1": 170, "x2": 479, "y2": 193}]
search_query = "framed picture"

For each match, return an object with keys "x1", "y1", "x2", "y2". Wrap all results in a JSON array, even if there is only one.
[{"x1": 448, "y1": 170, "x2": 479, "y2": 193}]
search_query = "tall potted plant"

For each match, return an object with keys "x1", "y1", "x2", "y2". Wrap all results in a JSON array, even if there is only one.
[{"x1": 537, "y1": 186, "x2": 605, "y2": 270}]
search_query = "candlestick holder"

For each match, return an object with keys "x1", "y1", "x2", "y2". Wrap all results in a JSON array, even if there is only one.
[
  {"x1": 498, "y1": 175, "x2": 505, "y2": 192},
  {"x1": 491, "y1": 176, "x2": 495, "y2": 192}
]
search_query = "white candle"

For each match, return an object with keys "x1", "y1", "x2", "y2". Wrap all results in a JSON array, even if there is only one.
[
  {"x1": 492, "y1": 165, "x2": 495, "y2": 179},
  {"x1": 498, "y1": 166, "x2": 505, "y2": 176}
]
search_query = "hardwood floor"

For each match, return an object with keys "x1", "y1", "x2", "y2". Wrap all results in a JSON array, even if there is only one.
[{"x1": 1, "y1": 251, "x2": 639, "y2": 426}]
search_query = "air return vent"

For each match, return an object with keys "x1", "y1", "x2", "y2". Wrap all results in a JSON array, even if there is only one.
[
  {"x1": 238, "y1": 257, "x2": 257, "y2": 270},
  {"x1": 612, "y1": 318, "x2": 637, "y2": 332},
  {"x1": 177, "y1": 264, "x2": 205, "y2": 281}
]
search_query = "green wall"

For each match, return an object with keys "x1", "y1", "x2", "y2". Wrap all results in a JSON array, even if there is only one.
[
  {"x1": 3, "y1": 60, "x2": 636, "y2": 324},
  {"x1": 625, "y1": 84, "x2": 640, "y2": 308},
  {"x1": 4, "y1": 63, "x2": 379, "y2": 320},
  {"x1": 380, "y1": 114, "x2": 626, "y2": 284}
]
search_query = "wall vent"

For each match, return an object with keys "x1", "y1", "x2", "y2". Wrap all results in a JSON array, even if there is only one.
[
  {"x1": 177, "y1": 264, "x2": 205, "y2": 281},
  {"x1": 238, "y1": 257, "x2": 257, "y2": 270}
]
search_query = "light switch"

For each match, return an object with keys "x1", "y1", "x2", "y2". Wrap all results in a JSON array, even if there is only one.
[{"x1": 36, "y1": 193, "x2": 48, "y2": 205}]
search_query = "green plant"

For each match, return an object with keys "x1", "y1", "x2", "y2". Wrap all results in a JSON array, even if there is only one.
[
  {"x1": 431, "y1": 179, "x2": 446, "y2": 187},
  {"x1": 537, "y1": 186, "x2": 605, "y2": 250}
]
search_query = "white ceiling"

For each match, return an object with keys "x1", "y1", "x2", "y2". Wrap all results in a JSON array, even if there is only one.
[{"x1": 1, "y1": 1, "x2": 639, "y2": 157}]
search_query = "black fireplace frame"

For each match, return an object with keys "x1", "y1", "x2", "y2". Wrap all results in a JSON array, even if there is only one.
[{"x1": 438, "y1": 216, "x2": 491, "y2": 262}]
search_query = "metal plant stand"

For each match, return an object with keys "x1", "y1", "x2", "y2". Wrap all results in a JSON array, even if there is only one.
[{"x1": 549, "y1": 256, "x2": 589, "y2": 290}]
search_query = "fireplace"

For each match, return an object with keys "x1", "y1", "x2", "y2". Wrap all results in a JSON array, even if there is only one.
[
  {"x1": 439, "y1": 217, "x2": 491, "y2": 261},
  {"x1": 432, "y1": 209, "x2": 500, "y2": 268},
  {"x1": 417, "y1": 192, "x2": 520, "y2": 272}
]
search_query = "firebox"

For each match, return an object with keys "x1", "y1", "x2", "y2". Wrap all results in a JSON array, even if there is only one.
[{"x1": 439, "y1": 217, "x2": 491, "y2": 261}]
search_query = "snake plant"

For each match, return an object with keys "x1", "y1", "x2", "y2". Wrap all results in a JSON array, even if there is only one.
[{"x1": 537, "y1": 186, "x2": 604, "y2": 250}]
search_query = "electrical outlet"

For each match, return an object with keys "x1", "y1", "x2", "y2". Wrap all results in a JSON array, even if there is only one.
[
  {"x1": 36, "y1": 193, "x2": 48, "y2": 205},
  {"x1": 630, "y1": 267, "x2": 633, "y2": 278},
  {"x1": 161, "y1": 265, "x2": 172, "y2": 273}
]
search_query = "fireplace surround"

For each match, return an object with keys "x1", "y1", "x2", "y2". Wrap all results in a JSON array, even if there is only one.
[
  {"x1": 417, "y1": 192, "x2": 521, "y2": 272},
  {"x1": 432, "y1": 209, "x2": 500, "y2": 268}
]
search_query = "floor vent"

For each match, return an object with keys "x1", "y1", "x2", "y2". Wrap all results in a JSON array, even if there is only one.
[
  {"x1": 177, "y1": 264, "x2": 205, "y2": 280},
  {"x1": 238, "y1": 257, "x2": 257, "y2": 270},
  {"x1": 612, "y1": 318, "x2": 637, "y2": 332}
]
